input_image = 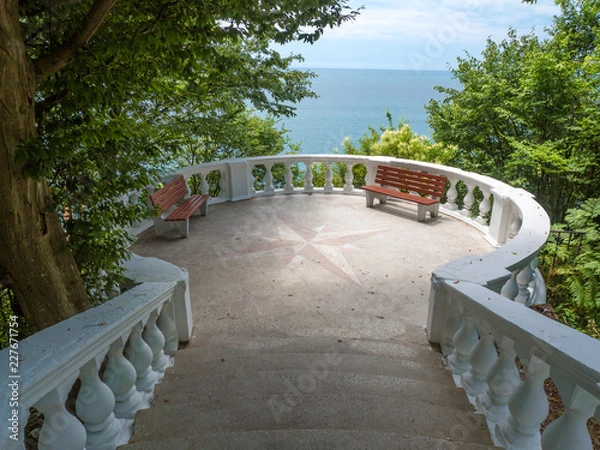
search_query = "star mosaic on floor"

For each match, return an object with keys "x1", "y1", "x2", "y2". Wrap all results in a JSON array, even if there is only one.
[{"x1": 225, "y1": 215, "x2": 390, "y2": 286}]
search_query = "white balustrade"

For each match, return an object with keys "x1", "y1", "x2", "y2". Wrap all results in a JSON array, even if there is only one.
[
  {"x1": 438, "y1": 281, "x2": 600, "y2": 450},
  {"x1": 0, "y1": 256, "x2": 191, "y2": 450},
  {"x1": 20, "y1": 153, "x2": 592, "y2": 449}
]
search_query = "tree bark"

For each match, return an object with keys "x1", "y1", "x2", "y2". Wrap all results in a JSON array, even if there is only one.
[{"x1": 0, "y1": 1, "x2": 91, "y2": 330}]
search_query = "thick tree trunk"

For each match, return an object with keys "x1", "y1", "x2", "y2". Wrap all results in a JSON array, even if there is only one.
[{"x1": 0, "y1": 2, "x2": 91, "y2": 331}]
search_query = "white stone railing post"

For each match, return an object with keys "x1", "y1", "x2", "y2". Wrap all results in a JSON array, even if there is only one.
[
  {"x1": 343, "y1": 163, "x2": 354, "y2": 193},
  {"x1": 304, "y1": 160, "x2": 314, "y2": 193},
  {"x1": 143, "y1": 309, "x2": 171, "y2": 378},
  {"x1": 76, "y1": 356, "x2": 123, "y2": 450},
  {"x1": 462, "y1": 325, "x2": 498, "y2": 399},
  {"x1": 541, "y1": 384, "x2": 600, "y2": 450},
  {"x1": 488, "y1": 187, "x2": 512, "y2": 245},
  {"x1": 324, "y1": 162, "x2": 334, "y2": 193},
  {"x1": 103, "y1": 336, "x2": 142, "y2": 420},
  {"x1": 496, "y1": 355, "x2": 550, "y2": 450},
  {"x1": 35, "y1": 373, "x2": 87, "y2": 450},
  {"x1": 447, "y1": 311, "x2": 478, "y2": 376},
  {"x1": 124, "y1": 321, "x2": 158, "y2": 396},
  {"x1": 284, "y1": 162, "x2": 294, "y2": 193},
  {"x1": 444, "y1": 178, "x2": 459, "y2": 211}
]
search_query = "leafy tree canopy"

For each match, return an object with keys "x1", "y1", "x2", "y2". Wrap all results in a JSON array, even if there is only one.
[
  {"x1": 426, "y1": 0, "x2": 600, "y2": 222},
  {"x1": 0, "y1": 0, "x2": 361, "y2": 329}
]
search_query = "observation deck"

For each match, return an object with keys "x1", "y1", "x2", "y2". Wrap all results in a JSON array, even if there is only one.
[{"x1": 2, "y1": 155, "x2": 598, "y2": 450}]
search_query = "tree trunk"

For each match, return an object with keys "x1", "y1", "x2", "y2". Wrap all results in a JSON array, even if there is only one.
[{"x1": 0, "y1": 2, "x2": 91, "y2": 331}]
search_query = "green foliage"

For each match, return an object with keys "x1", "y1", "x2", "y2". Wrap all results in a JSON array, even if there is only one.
[
  {"x1": 340, "y1": 112, "x2": 457, "y2": 187},
  {"x1": 426, "y1": 1, "x2": 600, "y2": 222},
  {"x1": 0, "y1": 288, "x2": 31, "y2": 350},
  {"x1": 540, "y1": 198, "x2": 600, "y2": 338},
  {"x1": 11, "y1": 1, "x2": 360, "y2": 303}
]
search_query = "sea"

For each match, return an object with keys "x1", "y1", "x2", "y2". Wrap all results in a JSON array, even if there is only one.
[{"x1": 278, "y1": 68, "x2": 460, "y2": 154}]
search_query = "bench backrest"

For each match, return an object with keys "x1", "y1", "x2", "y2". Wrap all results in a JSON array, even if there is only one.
[
  {"x1": 375, "y1": 165, "x2": 447, "y2": 198},
  {"x1": 149, "y1": 175, "x2": 189, "y2": 214}
]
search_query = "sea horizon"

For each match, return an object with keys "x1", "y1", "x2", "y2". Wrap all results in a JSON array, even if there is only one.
[{"x1": 279, "y1": 67, "x2": 460, "y2": 154}]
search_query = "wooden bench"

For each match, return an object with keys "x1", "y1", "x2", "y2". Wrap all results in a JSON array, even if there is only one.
[
  {"x1": 148, "y1": 175, "x2": 209, "y2": 238},
  {"x1": 361, "y1": 165, "x2": 447, "y2": 221}
]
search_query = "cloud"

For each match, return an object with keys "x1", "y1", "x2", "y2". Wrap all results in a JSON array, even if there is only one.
[{"x1": 278, "y1": 0, "x2": 561, "y2": 70}]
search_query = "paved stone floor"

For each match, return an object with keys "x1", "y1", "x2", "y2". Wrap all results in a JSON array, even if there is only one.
[{"x1": 132, "y1": 194, "x2": 493, "y2": 347}]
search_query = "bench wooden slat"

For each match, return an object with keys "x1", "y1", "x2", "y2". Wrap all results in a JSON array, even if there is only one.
[
  {"x1": 164, "y1": 194, "x2": 209, "y2": 221},
  {"x1": 363, "y1": 185, "x2": 439, "y2": 205},
  {"x1": 361, "y1": 164, "x2": 447, "y2": 221},
  {"x1": 149, "y1": 175, "x2": 190, "y2": 215},
  {"x1": 148, "y1": 174, "x2": 209, "y2": 238}
]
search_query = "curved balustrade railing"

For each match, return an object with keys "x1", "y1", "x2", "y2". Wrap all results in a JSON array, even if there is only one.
[
  {"x1": 174, "y1": 155, "x2": 598, "y2": 448},
  {"x1": 4, "y1": 154, "x2": 598, "y2": 449},
  {"x1": 0, "y1": 255, "x2": 193, "y2": 450}
]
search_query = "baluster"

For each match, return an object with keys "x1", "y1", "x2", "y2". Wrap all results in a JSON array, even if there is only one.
[
  {"x1": 541, "y1": 384, "x2": 600, "y2": 450},
  {"x1": 304, "y1": 162, "x2": 314, "y2": 193},
  {"x1": 76, "y1": 357, "x2": 123, "y2": 449},
  {"x1": 501, "y1": 270, "x2": 519, "y2": 300},
  {"x1": 157, "y1": 300, "x2": 178, "y2": 357},
  {"x1": 447, "y1": 311, "x2": 479, "y2": 376},
  {"x1": 284, "y1": 163, "x2": 294, "y2": 193},
  {"x1": 142, "y1": 309, "x2": 170, "y2": 377},
  {"x1": 496, "y1": 355, "x2": 550, "y2": 450},
  {"x1": 200, "y1": 172, "x2": 209, "y2": 195},
  {"x1": 462, "y1": 325, "x2": 498, "y2": 399},
  {"x1": 35, "y1": 373, "x2": 87, "y2": 450},
  {"x1": 444, "y1": 179, "x2": 459, "y2": 211},
  {"x1": 440, "y1": 295, "x2": 463, "y2": 357},
  {"x1": 264, "y1": 163, "x2": 274, "y2": 194},
  {"x1": 343, "y1": 163, "x2": 354, "y2": 193},
  {"x1": 515, "y1": 263, "x2": 534, "y2": 305},
  {"x1": 461, "y1": 184, "x2": 475, "y2": 217},
  {"x1": 249, "y1": 165, "x2": 257, "y2": 196},
  {"x1": 477, "y1": 191, "x2": 492, "y2": 225},
  {"x1": 103, "y1": 336, "x2": 142, "y2": 419},
  {"x1": 218, "y1": 168, "x2": 228, "y2": 199},
  {"x1": 124, "y1": 322, "x2": 157, "y2": 394},
  {"x1": 509, "y1": 213, "x2": 522, "y2": 239},
  {"x1": 477, "y1": 336, "x2": 520, "y2": 423},
  {"x1": 324, "y1": 163, "x2": 333, "y2": 193}
]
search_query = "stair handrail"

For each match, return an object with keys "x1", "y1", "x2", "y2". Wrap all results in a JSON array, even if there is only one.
[{"x1": 0, "y1": 255, "x2": 192, "y2": 450}]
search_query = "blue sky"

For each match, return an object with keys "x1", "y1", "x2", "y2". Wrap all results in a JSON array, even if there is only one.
[{"x1": 277, "y1": 0, "x2": 561, "y2": 71}]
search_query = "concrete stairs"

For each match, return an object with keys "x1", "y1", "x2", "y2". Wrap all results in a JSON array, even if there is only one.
[{"x1": 119, "y1": 333, "x2": 499, "y2": 450}]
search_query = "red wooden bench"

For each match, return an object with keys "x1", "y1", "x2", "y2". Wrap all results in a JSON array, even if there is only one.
[
  {"x1": 361, "y1": 165, "x2": 447, "y2": 221},
  {"x1": 149, "y1": 175, "x2": 209, "y2": 238}
]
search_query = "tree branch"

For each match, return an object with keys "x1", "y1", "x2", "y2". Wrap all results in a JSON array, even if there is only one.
[{"x1": 33, "y1": 0, "x2": 117, "y2": 83}]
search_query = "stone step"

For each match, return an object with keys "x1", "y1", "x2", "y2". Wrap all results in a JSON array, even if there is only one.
[
  {"x1": 153, "y1": 369, "x2": 472, "y2": 410},
  {"x1": 125, "y1": 392, "x2": 492, "y2": 445},
  {"x1": 165, "y1": 350, "x2": 455, "y2": 387},
  {"x1": 120, "y1": 430, "x2": 500, "y2": 450}
]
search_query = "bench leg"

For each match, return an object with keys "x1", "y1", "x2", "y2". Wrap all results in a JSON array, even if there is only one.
[
  {"x1": 417, "y1": 203, "x2": 441, "y2": 222},
  {"x1": 417, "y1": 205, "x2": 427, "y2": 222},
  {"x1": 365, "y1": 191, "x2": 375, "y2": 207},
  {"x1": 174, "y1": 220, "x2": 189, "y2": 238}
]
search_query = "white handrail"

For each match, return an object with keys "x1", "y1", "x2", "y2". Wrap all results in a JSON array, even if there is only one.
[{"x1": 0, "y1": 256, "x2": 192, "y2": 449}]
